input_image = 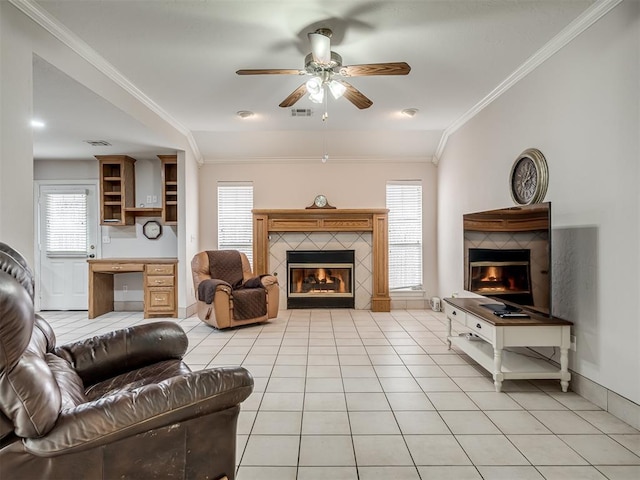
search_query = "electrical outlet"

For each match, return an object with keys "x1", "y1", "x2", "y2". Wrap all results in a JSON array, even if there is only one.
[
  {"x1": 102, "y1": 235, "x2": 111, "y2": 244},
  {"x1": 152, "y1": 195, "x2": 157, "y2": 203},
  {"x1": 570, "y1": 335, "x2": 577, "y2": 351},
  {"x1": 123, "y1": 284, "x2": 128, "y2": 293},
  {"x1": 146, "y1": 195, "x2": 152, "y2": 204}
]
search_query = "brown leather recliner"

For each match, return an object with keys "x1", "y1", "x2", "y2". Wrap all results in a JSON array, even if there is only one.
[
  {"x1": 0, "y1": 243, "x2": 253, "y2": 480},
  {"x1": 191, "y1": 250, "x2": 279, "y2": 329}
]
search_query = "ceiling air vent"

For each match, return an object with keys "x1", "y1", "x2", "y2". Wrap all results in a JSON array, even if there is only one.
[
  {"x1": 290, "y1": 108, "x2": 313, "y2": 117},
  {"x1": 84, "y1": 140, "x2": 112, "y2": 147}
]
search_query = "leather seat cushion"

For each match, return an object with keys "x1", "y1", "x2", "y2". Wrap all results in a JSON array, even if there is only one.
[{"x1": 85, "y1": 359, "x2": 192, "y2": 401}]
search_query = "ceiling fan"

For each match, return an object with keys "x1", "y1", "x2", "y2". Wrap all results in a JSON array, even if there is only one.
[{"x1": 236, "y1": 28, "x2": 411, "y2": 109}]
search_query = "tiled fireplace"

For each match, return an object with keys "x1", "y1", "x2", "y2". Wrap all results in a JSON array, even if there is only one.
[
  {"x1": 252, "y1": 209, "x2": 390, "y2": 311},
  {"x1": 270, "y1": 232, "x2": 372, "y2": 309}
]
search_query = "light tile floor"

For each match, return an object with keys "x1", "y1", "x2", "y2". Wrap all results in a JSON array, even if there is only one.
[{"x1": 42, "y1": 309, "x2": 640, "y2": 480}]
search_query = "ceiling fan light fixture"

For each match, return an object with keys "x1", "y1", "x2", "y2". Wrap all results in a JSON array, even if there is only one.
[
  {"x1": 309, "y1": 88, "x2": 325, "y2": 104},
  {"x1": 305, "y1": 76, "x2": 323, "y2": 95},
  {"x1": 328, "y1": 80, "x2": 346, "y2": 99}
]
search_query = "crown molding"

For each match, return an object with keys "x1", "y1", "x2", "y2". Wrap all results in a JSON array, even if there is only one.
[
  {"x1": 202, "y1": 155, "x2": 435, "y2": 165},
  {"x1": 433, "y1": 0, "x2": 623, "y2": 165},
  {"x1": 10, "y1": 0, "x2": 204, "y2": 165}
]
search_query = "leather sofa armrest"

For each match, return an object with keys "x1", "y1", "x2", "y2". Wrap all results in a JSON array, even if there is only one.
[
  {"x1": 24, "y1": 366, "x2": 253, "y2": 456},
  {"x1": 54, "y1": 322, "x2": 188, "y2": 386},
  {"x1": 260, "y1": 274, "x2": 278, "y2": 288}
]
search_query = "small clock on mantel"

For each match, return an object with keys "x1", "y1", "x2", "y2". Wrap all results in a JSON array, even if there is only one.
[{"x1": 306, "y1": 194, "x2": 336, "y2": 209}]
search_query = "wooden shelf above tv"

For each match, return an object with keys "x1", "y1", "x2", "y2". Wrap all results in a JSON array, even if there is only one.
[{"x1": 463, "y1": 204, "x2": 549, "y2": 232}]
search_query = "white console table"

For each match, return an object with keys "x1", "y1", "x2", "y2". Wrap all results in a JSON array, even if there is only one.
[{"x1": 444, "y1": 297, "x2": 573, "y2": 393}]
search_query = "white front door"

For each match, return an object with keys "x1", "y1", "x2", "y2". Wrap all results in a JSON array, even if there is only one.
[{"x1": 38, "y1": 184, "x2": 99, "y2": 310}]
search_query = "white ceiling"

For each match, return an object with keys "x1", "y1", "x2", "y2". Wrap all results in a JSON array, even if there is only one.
[{"x1": 30, "y1": 0, "x2": 595, "y2": 163}]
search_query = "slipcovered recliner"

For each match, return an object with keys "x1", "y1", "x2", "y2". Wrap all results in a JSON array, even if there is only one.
[
  {"x1": 191, "y1": 250, "x2": 279, "y2": 329},
  {"x1": 0, "y1": 243, "x2": 253, "y2": 480}
]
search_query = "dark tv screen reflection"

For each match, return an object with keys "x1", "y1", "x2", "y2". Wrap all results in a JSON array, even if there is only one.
[{"x1": 463, "y1": 202, "x2": 551, "y2": 317}]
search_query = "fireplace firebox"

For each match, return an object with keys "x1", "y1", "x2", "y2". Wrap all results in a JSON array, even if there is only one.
[
  {"x1": 287, "y1": 250, "x2": 355, "y2": 309},
  {"x1": 467, "y1": 248, "x2": 533, "y2": 305}
]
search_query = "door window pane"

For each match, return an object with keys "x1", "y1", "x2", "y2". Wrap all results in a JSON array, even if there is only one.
[{"x1": 45, "y1": 191, "x2": 88, "y2": 257}]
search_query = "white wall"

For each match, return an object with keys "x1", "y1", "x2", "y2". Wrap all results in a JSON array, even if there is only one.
[
  {"x1": 438, "y1": 0, "x2": 640, "y2": 404},
  {"x1": 180, "y1": 149, "x2": 201, "y2": 314},
  {"x1": 0, "y1": 3, "x2": 200, "y2": 313},
  {"x1": 0, "y1": 3, "x2": 35, "y2": 258},
  {"x1": 198, "y1": 160, "x2": 439, "y2": 299}
]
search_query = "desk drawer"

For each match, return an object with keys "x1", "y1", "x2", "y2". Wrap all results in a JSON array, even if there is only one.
[
  {"x1": 146, "y1": 275, "x2": 174, "y2": 287},
  {"x1": 444, "y1": 302, "x2": 466, "y2": 325},
  {"x1": 146, "y1": 287, "x2": 175, "y2": 310},
  {"x1": 467, "y1": 315, "x2": 495, "y2": 343},
  {"x1": 91, "y1": 263, "x2": 144, "y2": 273},
  {"x1": 146, "y1": 264, "x2": 174, "y2": 275}
]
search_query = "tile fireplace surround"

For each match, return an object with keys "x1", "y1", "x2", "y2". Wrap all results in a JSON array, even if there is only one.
[
  {"x1": 253, "y1": 209, "x2": 390, "y2": 312},
  {"x1": 271, "y1": 232, "x2": 372, "y2": 310}
]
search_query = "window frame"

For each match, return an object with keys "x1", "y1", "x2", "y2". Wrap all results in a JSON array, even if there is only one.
[
  {"x1": 217, "y1": 181, "x2": 254, "y2": 264},
  {"x1": 386, "y1": 180, "x2": 423, "y2": 291}
]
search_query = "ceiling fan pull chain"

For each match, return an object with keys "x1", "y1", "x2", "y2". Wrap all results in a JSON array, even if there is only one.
[{"x1": 322, "y1": 95, "x2": 329, "y2": 163}]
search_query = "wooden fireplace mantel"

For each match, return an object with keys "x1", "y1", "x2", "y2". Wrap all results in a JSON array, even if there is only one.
[{"x1": 252, "y1": 209, "x2": 390, "y2": 312}]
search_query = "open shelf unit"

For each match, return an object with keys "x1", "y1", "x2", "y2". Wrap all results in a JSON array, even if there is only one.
[
  {"x1": 159, "y1": 155, "x2": 178, "y2": 225},
  {"x1": 97, "y1": 155, "x2": 136, "y2": 225},
  {"x1": 98, "y1": 154, "x2": 178, "y2": 226},
  {"x1": 444, "y1": 297, "x2": 572, "y2": 392}
]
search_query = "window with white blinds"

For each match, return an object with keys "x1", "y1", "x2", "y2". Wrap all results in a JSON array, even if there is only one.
[
  {"x1": 217, "y1": 182, "x2": 254, "y2": 264},
  {"x1": 44, "y1": 191, "x2": 88, "y2": 257},
  {"x1": 386, "y1": 181, "x2": 423, "y2": 290}
]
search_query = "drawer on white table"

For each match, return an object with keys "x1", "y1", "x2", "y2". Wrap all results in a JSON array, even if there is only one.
[
  {"x1": 444, "y1": 303, "x2": 466, "y2": 326},
  {"x1": 467, "y1": 316, "x2": 495, "y2": 343}
]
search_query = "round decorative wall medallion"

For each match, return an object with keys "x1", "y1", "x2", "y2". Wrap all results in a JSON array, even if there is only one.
[{"x1": 509, "y1": 148, "x2": 549, "y2": 205}]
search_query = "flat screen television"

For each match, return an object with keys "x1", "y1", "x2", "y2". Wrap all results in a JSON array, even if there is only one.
[{"x1": 463, "y1": 202, "x2": 551, "y2": 317}]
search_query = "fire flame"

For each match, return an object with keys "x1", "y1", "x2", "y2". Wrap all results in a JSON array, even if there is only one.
[
  {"x1": 292, "y1": 268, "x2": 348, "y2": 293},
  {"x1": 481, "y1": 266, "x2": 501, "y2": 282}
]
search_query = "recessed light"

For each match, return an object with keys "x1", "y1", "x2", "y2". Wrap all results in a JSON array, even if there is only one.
[
  {"x1": 236, "y1": 110, "x2": 254, "y2": 119},
  {"x1": 31, "y1": 119, "x2": 46, "y2": 128},
  {"x1": 401, "y1": 108, "x2": 419, "y2": 117}
]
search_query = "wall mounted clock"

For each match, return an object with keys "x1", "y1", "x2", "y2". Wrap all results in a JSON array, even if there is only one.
[
  {"x1": 509, "y1": 148, "x2": 549, "y2": 205},
  {"x1": 143, "y1": 220, "x2": 162, "y2": 240}
]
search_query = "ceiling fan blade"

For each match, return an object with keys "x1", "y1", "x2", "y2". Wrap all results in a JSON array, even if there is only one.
[
  {"x1": 308, "y1": 30, "x2": 332, "y2": 65},
  {"x1": 338, "y1": 62, "x2": 411, "y2": 77},
  {"x1": 279, "y1": 83, "x2": 308, "y2": 108},
  {"x1": 339, "y1": 81, "x2": 373, "y2": 109},
  {"x1": 236, "y1": 69, "x2": 304, "y2": 75}
]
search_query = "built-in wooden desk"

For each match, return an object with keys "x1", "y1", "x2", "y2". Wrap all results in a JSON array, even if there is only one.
[
  {"x1": 444, "y1": 297, "x2": 573, "y2": 392},
  {"x1": 88, "y1": 258, "x2": 178, "y2": 319}
]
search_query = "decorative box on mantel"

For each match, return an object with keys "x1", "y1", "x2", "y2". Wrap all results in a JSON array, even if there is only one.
[{"x1": 252, "y1": 209, "x2": 390, "y2": 312}]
